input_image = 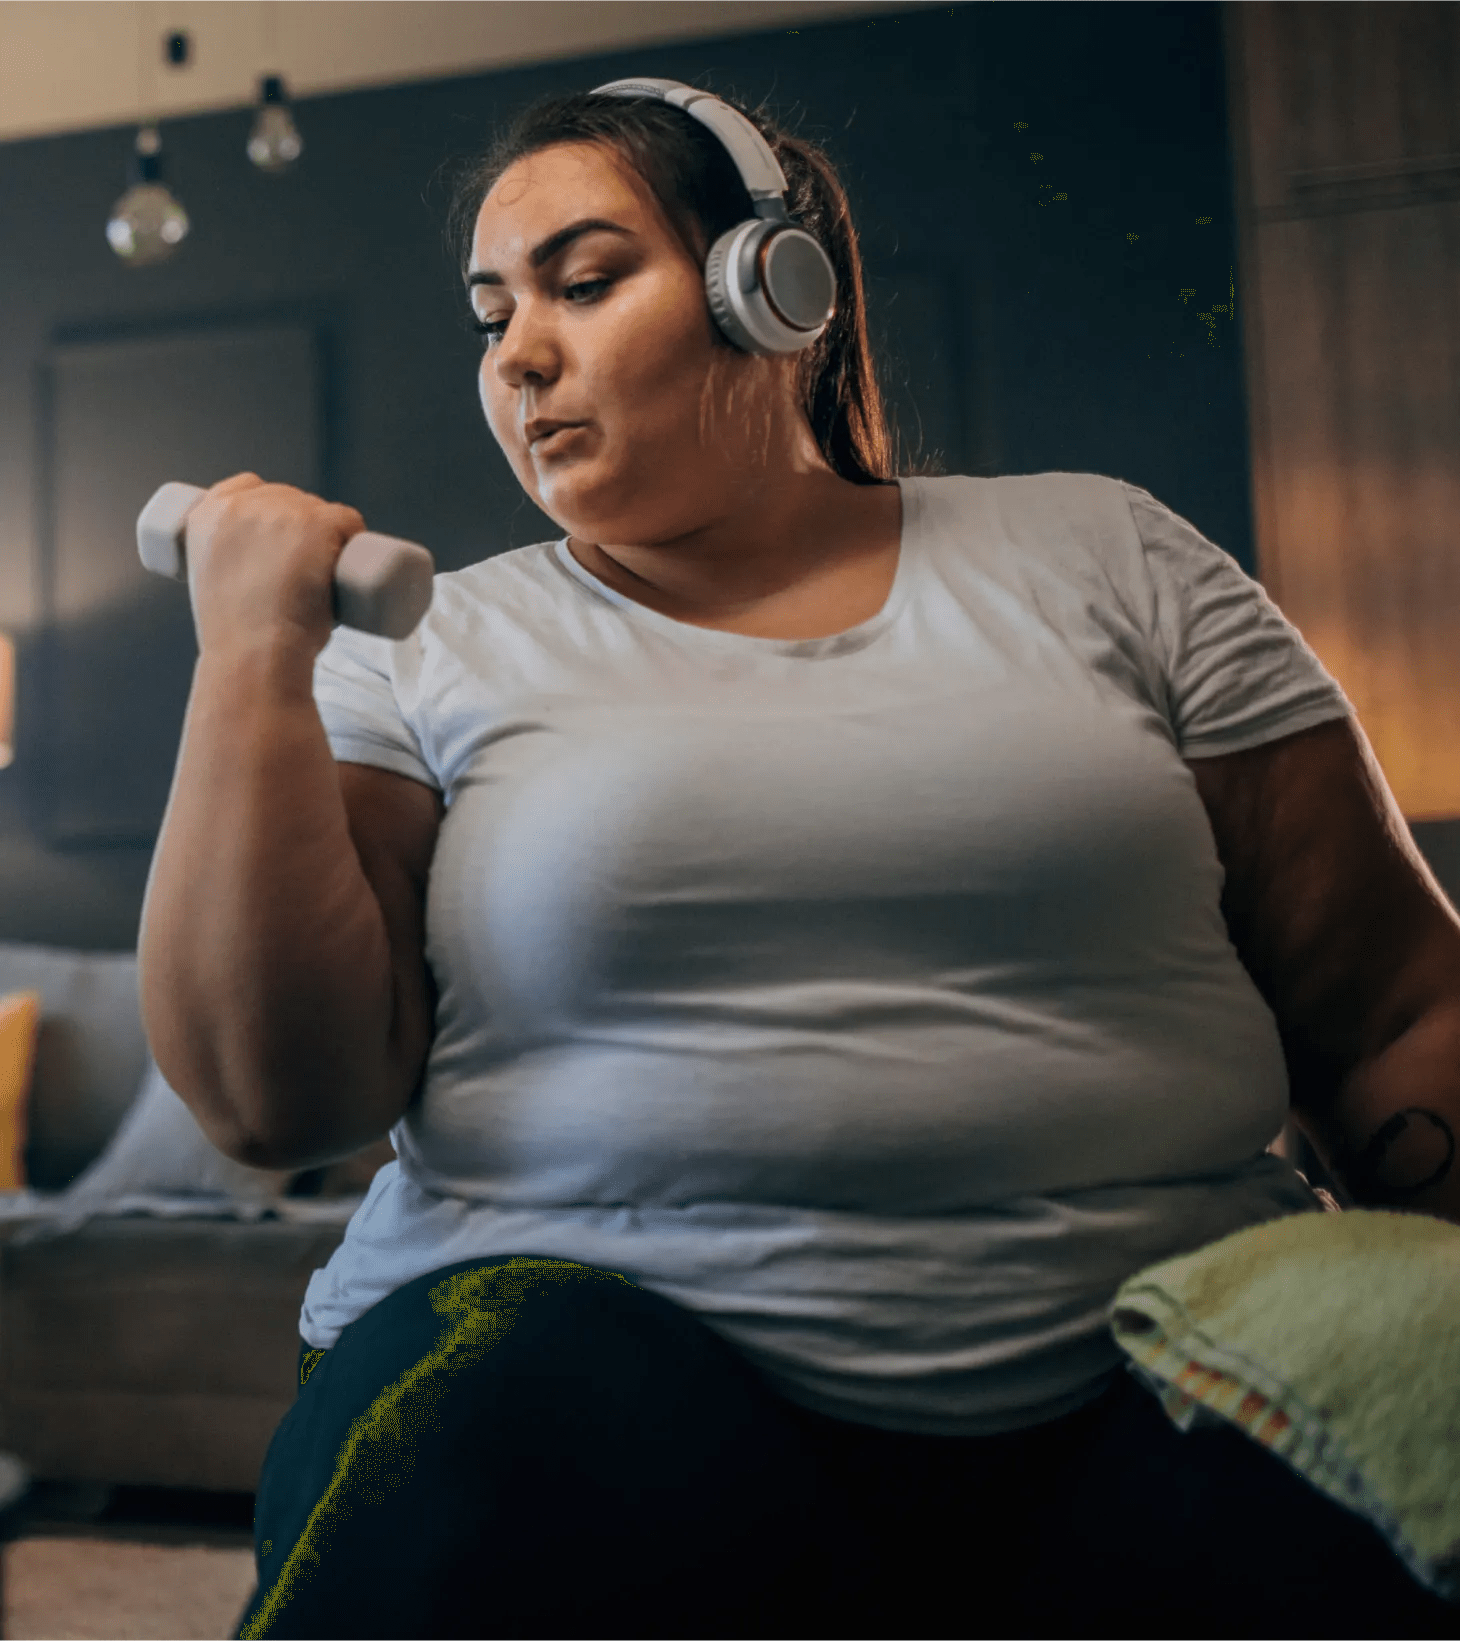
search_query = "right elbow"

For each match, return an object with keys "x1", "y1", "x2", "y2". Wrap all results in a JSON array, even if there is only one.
[
  {"x1": 222, "y1": 1057, "x2": 415, "y2": 1174},
  {"x1": 140, "y1": 1008, "x2": 253, "y2": 1161},
  {"x1": 156, "y1": 1059, "x2": 265, "y2": 1168},
  {"x1": 228, "y1": 1117, "x2": 398, "y2": 1175},
  {"x1": 144, "y1": 1029, "x2": 305, "y2": 1172}
]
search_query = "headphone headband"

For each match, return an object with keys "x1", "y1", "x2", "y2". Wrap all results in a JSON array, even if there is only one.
[
  {"x1": 590, "y1": 77, "x2": 790, "y2": 219},
  {"x1": 586, "y1": 75, "x2": 834, "y2": 354}
]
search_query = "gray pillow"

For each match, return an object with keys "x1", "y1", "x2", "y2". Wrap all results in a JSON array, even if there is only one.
[{"x1": 52, "y1": 1056, "x2": 295, "y2": 1206}]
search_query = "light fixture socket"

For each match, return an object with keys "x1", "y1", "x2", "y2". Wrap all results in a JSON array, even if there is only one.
[
  {"x1": 126, "y1": 126, "x2": 165, "y2": 186},
  {"x1": 130, "y1": 151, "x2": 163, "y2": 185}
]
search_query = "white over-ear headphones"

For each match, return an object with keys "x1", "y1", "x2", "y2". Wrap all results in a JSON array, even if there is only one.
[{"x1": 589, "y1": 76, "x2": 837, "y2": 357}]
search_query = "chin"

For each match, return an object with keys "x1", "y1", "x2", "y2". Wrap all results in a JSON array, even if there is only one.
[{"x1": 536, "y1": 474, "x2": 638, "y2": 537}]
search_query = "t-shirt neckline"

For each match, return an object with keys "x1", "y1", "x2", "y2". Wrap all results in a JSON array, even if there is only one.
[{"x1": 549, "y1": 476, "x2": 919, "y2": 658}]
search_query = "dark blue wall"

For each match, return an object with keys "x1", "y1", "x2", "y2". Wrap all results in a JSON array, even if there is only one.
[{"x1": 0, "y1": 2, "x2": 1394, "y2": 948}]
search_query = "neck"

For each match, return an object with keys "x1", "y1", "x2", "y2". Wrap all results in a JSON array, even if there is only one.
[{"x1": 571, "y1": 465, "x2": 893, "y2": 621}]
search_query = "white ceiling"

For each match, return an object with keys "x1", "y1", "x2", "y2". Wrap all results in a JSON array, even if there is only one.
[{"x1": 0, "y1": 0, "x2": 935, "y2": 145}]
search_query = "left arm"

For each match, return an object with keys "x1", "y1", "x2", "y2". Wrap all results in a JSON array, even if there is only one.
[{"x1": 1186, "y1": 715, "x2": 1460, "y2": 1222}]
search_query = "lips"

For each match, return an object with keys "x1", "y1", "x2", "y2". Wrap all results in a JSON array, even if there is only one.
[
  {"x1": 532, "y1": 424, "x2": 586, "y2": 456},
  {"x1": 527, "y1": 420, "x2": 584, "y2": 446}
]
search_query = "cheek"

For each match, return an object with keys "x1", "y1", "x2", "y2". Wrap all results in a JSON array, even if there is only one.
[
  {"x1": 596, "y1": 284, "x2": 716, "y2": 418},
  {"x1": 477, "y1": 366, "x2": 539, "y2": 487},
  {"x1": 478, "y1": 365, "x2": 516, "y2": 448},
  {"x1": 477, "y1": 359, "x2": 500, "y2": 426}
]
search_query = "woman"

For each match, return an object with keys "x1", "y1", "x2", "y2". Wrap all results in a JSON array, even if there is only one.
[{"x1": 138, "y1": 83, "x2": 1460, "y2": 1639}]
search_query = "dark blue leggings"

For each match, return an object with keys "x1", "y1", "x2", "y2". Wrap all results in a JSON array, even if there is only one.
[{"x1": 234, "y1": 1254, "x2": 1458, "y2": 1639}]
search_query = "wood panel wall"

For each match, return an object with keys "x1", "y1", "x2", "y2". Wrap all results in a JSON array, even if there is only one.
[{"x1": 1225, "y1": 1, "x2": 1460, "y2": 819}]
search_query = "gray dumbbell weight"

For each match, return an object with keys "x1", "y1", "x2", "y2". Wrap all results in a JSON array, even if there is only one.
[{"x1": 136, "y1": 481, "x2": 435, "y2": 641}]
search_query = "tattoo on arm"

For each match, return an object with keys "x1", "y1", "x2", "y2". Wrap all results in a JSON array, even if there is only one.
[{"x1": 1335, "y1": 1108, "x2": 1456, "y2": 1206}]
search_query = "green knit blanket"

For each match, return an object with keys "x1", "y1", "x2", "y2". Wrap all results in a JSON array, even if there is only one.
[{"x1": 1110, "y1": 1208, "x2": 1460, "y2": 1604}]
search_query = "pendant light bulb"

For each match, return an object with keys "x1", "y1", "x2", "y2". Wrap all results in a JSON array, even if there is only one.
[
  {"x1": 248, "y1": 76, "x2": 303, "y2": 172},
  {"x1": 107, "y1": 127, "x2": 190, "y2": 266}
]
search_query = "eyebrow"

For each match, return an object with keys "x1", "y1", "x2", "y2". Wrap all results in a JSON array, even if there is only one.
[{"x1": 467, "y1": 218, "x2": 637, "y2": 286}]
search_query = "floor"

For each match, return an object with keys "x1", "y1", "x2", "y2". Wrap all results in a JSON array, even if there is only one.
[{"x1": 1, "y1": 1484, "x2": 258, "y2": 1641}]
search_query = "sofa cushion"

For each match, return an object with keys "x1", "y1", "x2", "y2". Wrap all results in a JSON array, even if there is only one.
[
  {"x1": 0, "y1": 944, "x2": 147, "y2": 1190},
  {"x1": 0, "y1": 992, "x2": 40, "y2": 1190},
  {"x1": 52, "y1": 1057, "x2": 295, "y2": 1218}
]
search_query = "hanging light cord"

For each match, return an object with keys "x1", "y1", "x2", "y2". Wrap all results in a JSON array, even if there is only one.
[
  {"x1": 134, "y1": 3, "x2": 152, "y2": 133},
  {"x1": 263, "y1": 0, "x2": 281, "y2": 76}
]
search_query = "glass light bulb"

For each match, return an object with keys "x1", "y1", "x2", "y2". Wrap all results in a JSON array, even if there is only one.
[
  {"x1": 248, "y1": 103, "x2": 304, "y2": 172},
  {"x1": 107, "y1": 181, "x2": 190, "y2": 266}
]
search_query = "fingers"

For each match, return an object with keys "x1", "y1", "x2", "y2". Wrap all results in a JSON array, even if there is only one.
[
  {"x1": 207, "y1": 472, "x2": 266, "y2": 498},
  {"x1": 183, "y1": 480, "x2": 370, "y2": 661},
  {"x1": 205, "y1": 479, "x2": 364, "y2": 541},
  {"x1": 323, "y1": 502, "x2": 368, "y2": 543}
]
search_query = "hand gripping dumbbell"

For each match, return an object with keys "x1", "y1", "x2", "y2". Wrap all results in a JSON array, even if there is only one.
[{"x1": 136, "y1": 481, "x2": 436, "y2": 641}]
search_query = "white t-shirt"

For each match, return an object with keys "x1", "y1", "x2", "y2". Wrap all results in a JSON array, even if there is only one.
[{"x1": 298, "y1": 471, "x2": 1352, "y2": 1436}]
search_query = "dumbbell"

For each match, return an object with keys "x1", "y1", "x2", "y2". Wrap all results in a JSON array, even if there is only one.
[{"x1": 136, "y1": 481, "x2": 436, "y2": 641}]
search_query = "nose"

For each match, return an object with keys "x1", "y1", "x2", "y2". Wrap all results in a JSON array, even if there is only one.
[{"x1": 489, "y1": 293, "x2": 561, "y2": 396}]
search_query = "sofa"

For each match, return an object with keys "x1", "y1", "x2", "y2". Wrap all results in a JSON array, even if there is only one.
[{"x1": 0, "y1": 939, "x2": 387, "y2": 1496}]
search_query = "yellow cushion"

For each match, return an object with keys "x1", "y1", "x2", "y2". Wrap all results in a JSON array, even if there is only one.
[{"x1": 0, "y1": 992, "x2": 40, "y2": 1192}]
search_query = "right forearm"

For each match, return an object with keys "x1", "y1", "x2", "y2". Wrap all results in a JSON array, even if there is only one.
[{"x1": 139, "y1": 642, "x2": 396, "y2": 1163}]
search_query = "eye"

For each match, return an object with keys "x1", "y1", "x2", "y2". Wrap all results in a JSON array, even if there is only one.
[
  {"x1": 564, "y1": 277, "x2": 611, "y2": 305},
  {"x1": 471, "y1": 278, "x2": 612, "y2": 348}
]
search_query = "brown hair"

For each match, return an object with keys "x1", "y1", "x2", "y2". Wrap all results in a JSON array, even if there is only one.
[{"x1": 449, "y1": 85, "x2": 943, "y2": 484}]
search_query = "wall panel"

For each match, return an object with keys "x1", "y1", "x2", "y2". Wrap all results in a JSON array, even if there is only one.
[
  {"x1": 39, "y1": 324, "x2": 320, "y2": 845},
  {"x1": 1228, "y1": 0, "x2": 1460, "y2": 819}
]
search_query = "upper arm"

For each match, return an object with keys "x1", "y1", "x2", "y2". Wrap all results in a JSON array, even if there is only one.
[
  {"x1": 338, "y1": 760, "x2": 445, "y2": 1122},
  {"x1": 1185, "y1": 716, "x2": 1460, "y2": 1119}
]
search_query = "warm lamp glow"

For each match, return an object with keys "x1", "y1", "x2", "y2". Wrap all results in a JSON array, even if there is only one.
[{"x1": 0, "y1": 634, "x2": 13, "y2": 769}]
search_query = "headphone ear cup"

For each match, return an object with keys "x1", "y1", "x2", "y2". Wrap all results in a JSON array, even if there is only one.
[
  {"x1": 704, "y1": 219, "x2": 834, "y2": 356},
  {"x1": 760, "y1": 227, "x2": 837, "y2": 333},
  {"x1": 704, "y1": 222, "x2": 763, "y2": 354}
]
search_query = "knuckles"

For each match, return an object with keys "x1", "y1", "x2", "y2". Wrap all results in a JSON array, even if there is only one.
[{"x1": 197, "y1": 483, "x2": 358, "y2": 561}]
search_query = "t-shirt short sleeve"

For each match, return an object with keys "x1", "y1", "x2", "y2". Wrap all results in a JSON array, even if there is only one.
[
  {"x1": 312, "y1": 625, "x2": 437, "y2": 788},
  {"x1": 1123, "y1": 481, "x2": 1355, "y2": 758}
]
